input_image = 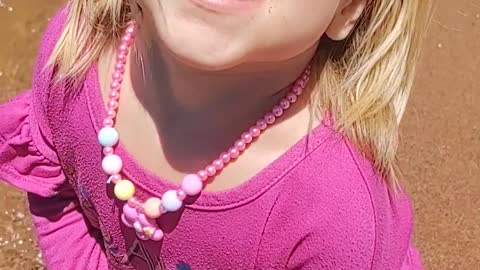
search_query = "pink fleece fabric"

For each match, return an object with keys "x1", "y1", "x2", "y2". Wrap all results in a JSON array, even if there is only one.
[{"x1": 0, "y1": 7, "x2": 423, "y2": 270}]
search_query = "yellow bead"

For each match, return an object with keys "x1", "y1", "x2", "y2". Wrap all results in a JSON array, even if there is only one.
[{"x1": 114, "y1": 180, "x2": 135, "y2": 201}]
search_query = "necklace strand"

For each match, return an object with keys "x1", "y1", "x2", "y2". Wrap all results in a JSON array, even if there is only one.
[{"x1": 98, "y1": 22, "x2": 311, "y2": 241}]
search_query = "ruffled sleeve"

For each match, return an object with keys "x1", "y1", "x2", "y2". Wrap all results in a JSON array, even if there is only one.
[
  {"x1": 0, "y1": 90, "x2": 64, "y2": 197},
  {"x1": 401, "y1": 244, "x2": 424, "y2": 270}
]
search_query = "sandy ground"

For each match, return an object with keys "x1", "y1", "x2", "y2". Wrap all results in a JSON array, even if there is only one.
[{"x1": 0, "y1": 0, "x2": 478, "y2": 269}]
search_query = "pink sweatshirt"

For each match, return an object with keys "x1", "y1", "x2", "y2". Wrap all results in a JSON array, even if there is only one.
[{"x1": 0, "y1": 7, "x2": 423, "y2": 270}]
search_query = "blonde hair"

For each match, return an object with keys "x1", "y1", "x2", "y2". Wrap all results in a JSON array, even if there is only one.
[{"x1": 48, "y1": 0, "x2": 431, "y2": 186}]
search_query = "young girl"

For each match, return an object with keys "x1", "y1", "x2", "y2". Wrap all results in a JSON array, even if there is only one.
[{"x1": 0, "y1": 0, "x2": 430, "y2": 269}]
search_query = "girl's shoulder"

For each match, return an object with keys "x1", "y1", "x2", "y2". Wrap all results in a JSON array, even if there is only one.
[
  {"x1": 276, "y1": 123, "x2": 417, "y2": 267},
  {"x1": 0, "y1": 7, "x2": 69, "y2": 197}
]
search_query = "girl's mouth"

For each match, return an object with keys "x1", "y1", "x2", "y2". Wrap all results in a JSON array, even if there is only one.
[{"x1": 189, "y1": 0, "x2": 265, "y2": 15}]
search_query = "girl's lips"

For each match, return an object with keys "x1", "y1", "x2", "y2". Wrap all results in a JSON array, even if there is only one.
[{"x1": 189, "y1": 0, "x2": 265, "y2": 15}]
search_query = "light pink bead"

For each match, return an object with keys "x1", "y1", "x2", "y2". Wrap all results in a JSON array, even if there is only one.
[
  {"x1": 229, "y1": 147, "x2": 240, "y2": 159},
  {"x1": 280, "y1": 99, "x2": 290, "y2": 109},
  {"x1": 256, "y1": 119, "x2": 268, "y2": 130},
  {"x1": 241, "y1": 132, "x2": 253, "y2": 144},
  {"x1": 103, "y1": 147, "x2": 114, "y2": 156},
  {"x1": 118, "y1": 44, "x2": 129, "y2": 53},
  {"x1": 108, "y1": 100, "x2": 119, "y2": 110},
  {"x1": 123, "y1": 204, "x2": 138, "y2": 222},
  {"x1": 121, "y1": 214, "x2": 133, "y2": 228},
  {"x1": 107, "y1": 109, "x2": 116, "y2": 118},
  {"x1": 299, "y1": 78, "x2": 307, "y2": 88},
  {"x1": 219, "y1": 152, "x2": 230, "y2": 164},
  {"x1": 197, "y1": 170, "x2": 208, "y2": 181},
  {"x1": 143, "y1": 197, "x2": 162, "y2": 219},
  {"x1": 150, "y1": 229, "x2": 164, "y2": 241},
  {"x1": 206, "y1": 165, "x2": 217, "y2": 177},
  {"x1": 112, "y1": 71, "x2": 123, "y2": 82},
  {"x1": 138, "y1": 213, "x2": 156, "y2": 227},
  {"x1": 110, "y1": 174, "x2": 122, "y2": 184},
  {"x1": 109, "y1": 90, "x2": 120, "y2": 100},
  {"x1": 122, "y1": 35, "x2": 133, "y2": 45},
  {"x1": 272, "y1": 105, "x2": 283, "y2": 117},
  {"x1": 249, "y1": 127, "x2": 261, "y2": 138},
  {"x1": 292, "y1": 85, "x2": 303, "y2": 96},
  {"x1": 111, "y1": 80, "x2": 121, "y2": 91},
  {"x1": 235, "y1": 140, "x2": 246, "y2": 151},
  {"x1": 102, "y1": 154, "x2": 123, "y2": 175},
  {"x1": 287, "y1": 93, "x2": 297, "y2": 103},
  {"x1": 213, "y1": 159, "x2": 224, "y2": 170},
  {"x1": 115, "y1": 63, "x2": 125, "y2": 73},
  {"x1": 117, "y1": 53, "x2": 127, "y2": 63},
  {"x1": 126, "y1": 25, "x2": 136, "y2": 36},
  {"x1": 103, "y1": 118, "x2": 114, "y2": 127},
  {"x1": 177, "y1": 190, "x2": 187, "y2": 200},
  {"x1": 128, "y1": 197, "x2": 139, "y2": 208},
  {"x1": 181, "y1": 174, "x2": 203, "y2": 196},
  {"x1": 264, "y1": 113, "x2": 276, "y2": 125}
]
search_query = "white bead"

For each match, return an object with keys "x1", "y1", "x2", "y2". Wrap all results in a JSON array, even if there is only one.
[
  {"x1": 161, "y1": 190, "x2": 183, "y2": 212},
  {"x1": 133, "y1": 221, "x2": 143, "y2": 233},
  {"x1": 102, "y1": 154, "x2": 123, "y2": 175},
  {"x1": 98, "y1": 127, "x2": 119, "y2": 147}
]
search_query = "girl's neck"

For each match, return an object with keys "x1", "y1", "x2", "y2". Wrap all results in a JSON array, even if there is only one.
[
  {"x1": 98, "y1": 22, "x2": 320, "y2": 172},
  {"x1": 130, "y1": 25, "x2": 317, "y2": 135}
]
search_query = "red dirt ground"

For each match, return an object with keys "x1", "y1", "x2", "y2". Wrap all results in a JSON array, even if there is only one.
[{"x1": 0, "y1": 0, "x2": 478, "y2": 269}]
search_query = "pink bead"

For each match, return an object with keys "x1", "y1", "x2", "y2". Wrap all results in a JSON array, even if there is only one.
[
  {"x1": 121, "y1": 214, "x2": 133, "y2": 228},
  {"x1": 150, "y1": 229, "x2": 164, "y2": 241},
  {"x1": 241, "y1": 132, "x2": 253, "y2": 144},
  {"x1": 299, "y1": 78, "x2": 307, "y2": 88},
  {"x1": 108, "y1": 100, "x2": 119, "y2": 110},
  {"x1": 181, "y1": 174, "x2": 203, "y2": 196},
  {"x1": 123, "y1": 204, "x2": 138, "y2": 222},
  {"x1": 235, "y1": 140, "x2": 246, "y2": 151},
  {"x1": 109, "y1": 90, "x2": 120, "y2": 100},
  {"x1": 280, "y1": 98, "x2": 290, "y2": 109},
  {"x1": 126, "y1": 25, "x2": 136, "y2": 36},
  {"x1": 272, "y1": 105, "x2": 283, "y2": 117},
  {"x1": 107, "y1": 109, "x2": 116, "y2": 119},
  {"x1": 117, "y1": 52, "x2": 127, "y2": 63},
  {"x1": 118, "y1": 44, "x2": 129, "y2": 53},
  {"x1": 206, "y1": 165, "x2": 217, "y2": 177},
  {"x1": 143, "y1": 197, "x2": 162, "y2": 219},
  {"x1": 138, "y1": 213, "x2": 156, "y2": 227},
  {"x1": 287, "y1": 93, "x2": 297, "y2": 103},
  {"x1": 197, "y1": 170, "x2": 208, "y2": 181},
  {"x1": 177, "y1": 190, "x2": 187, "y2": 200},
  {"x1": 112, "y1": 71, "x2": 123, "y2": 82},
  {"x1": 103, "y1": 147, "x2": 114, "y2": 156},
  {"x1": 128, "y1": 197, "x2": 139, "y2": 208},
  {"x1": 229, "y1": 147, "x2": 240, "y2": 159},
  {"x1": 249, "y1": 127, "x2": 261, "y2": 138},
  {"x1": 256, "y1": 119, "x2": 268, "y2": 130},
  {"x1": 110, "y1": 80, "x2": 121, "y2": 91},
  {"x1": 213, "y1": 159, "x2": 224, "y2": 170},
  {"x1": 115, "y1": 63, "x2": 125, "y2": 73},
  {"x1": 264, "y1": 113, "x2": 276, "y2": 125},
  {"x1": 122, "y1": 35, "x2": 133, "y2": 45},
  {"x1": 220, "y1": 152, "x2": 231, "y2": 164},
  {"x1": 103, "y1": 118, "x2": 114, "y2": 127},
  {"x1": 292, "y1": 85, "x2": 303, "y2": 96},
  {"x1": 109, "y1": 174, "x2": 121, "y2": 184}
]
